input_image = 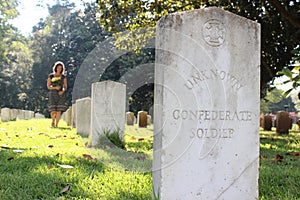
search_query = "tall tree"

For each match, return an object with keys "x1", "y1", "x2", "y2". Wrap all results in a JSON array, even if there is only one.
[
  {"x1": 29, "y1": 2, "x2": 108, "y2": 114},
  {"x1": 97, "y1": 0, "x2": 300, "y2": 95}
]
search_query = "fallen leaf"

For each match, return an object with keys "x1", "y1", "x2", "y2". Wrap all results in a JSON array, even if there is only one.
[
  {"x1": 48, "y1": 164, "x2": 53, "y2": 170},
  {"x1": 59, "y1": 183, "x2": 71, "y2": 194},
  {"x1": 83, "y1": 154, "x2": 94, "y2": 160},
  {"x1": 138, "y1": 138, "x2": 145, "y2": 141},
  {"x1": 57, "y1": 164, "x2": 74, "y2": 169},
  {"x1": 130, "y1": 136, "x2": 136, "y2": 140},
  {"x1": 276, "y1": 154, "x2": 284, "y2": 162},
  {"x1": 37, "y1": 132, "x2": 44, "y2": 135}
]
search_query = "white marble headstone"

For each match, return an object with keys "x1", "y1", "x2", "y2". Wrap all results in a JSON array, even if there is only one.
[
  {"x1": 153, "y1": 7, "x2": 260, "y2": 199},
  {"x1": 76, "y1": 97, "x2": 91, "y2": 136},
  {"x1": 90, "y1": 81, "x2": 126, "y2": 147},
  {"x1": 1, "y1": 108, "x2": 11, "y2": 122}
]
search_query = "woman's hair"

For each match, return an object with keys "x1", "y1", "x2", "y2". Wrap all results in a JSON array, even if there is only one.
[{"x1": 52, "y1": 61, "x2": 65, "y2": 74}]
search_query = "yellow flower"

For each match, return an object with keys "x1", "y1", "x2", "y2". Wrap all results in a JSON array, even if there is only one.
[{"x1": 51, "y1": 77, "x2": 61, "y2": 82}]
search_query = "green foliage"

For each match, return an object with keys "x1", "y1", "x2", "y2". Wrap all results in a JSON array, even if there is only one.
[
  {"x1": 0, "y1": 119, "x2": 152, "y2": 199},
  {"x1": 260, "y1": 88, "x2": 297, "y2": 113},
  {"x1": 97, "y1": 0, "x2": 300, "y2": 94},
  {"x1": 103, "y1": 129, "x2": 125, "y2": 149}
]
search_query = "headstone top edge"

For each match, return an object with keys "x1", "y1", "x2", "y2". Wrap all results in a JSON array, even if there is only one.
[
  {"x1": 157, "y1": 6, "x2": 260, "y2": 26},
  {"x1": 92, "y1": 80, "x2": 126, "y2": 87}
]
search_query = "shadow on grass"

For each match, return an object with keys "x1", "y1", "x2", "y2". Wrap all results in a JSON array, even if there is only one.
[
  {"x1": 0, "y1": 149, "x2": 105, "y2": 199},
  {"x1": 87, "y1": 136, "x2": 153, "y2": 173}
]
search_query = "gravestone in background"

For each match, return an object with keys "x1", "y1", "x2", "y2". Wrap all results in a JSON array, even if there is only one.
[
  {"x1": 153, "y1": 7, "x2": 260, "y2": 199},
  {"x1": 126, "y1": 112, "x2": 135, "y2": 125},
  {"x1": 137, "y1": 111, "x2": 148, "y2": 128},
  {"x1": 76, "y1": 97, "x2": 91, "y2": 136},
  {"x1": 1, "y1": 108, "x2": 10, "y2": 122},
  {"x1": 262, "y1": 115, "x2": 272, "y2": 131},
  {"x1": 147, "y1": 115, "x2": 152, "y2": 125},
  {"x1": 17, "y1": 110, "x2": 25, "y2": 120},
  {"x1": 276, "y1": 111, "x2": 292, "y2": 134},
  {"x1": 90, "y1": 81, "x2": 126, "y2": 147},
  {"x1": 71, "y1": 103, "x2": 77, "y2": 128}
]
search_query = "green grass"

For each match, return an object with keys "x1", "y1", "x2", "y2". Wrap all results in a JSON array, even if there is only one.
[
  {"x1": 0, "y1": 119, "x2": 299, "y2": 199},
  {"x1": 0, "y1": 119, "x2": 152, "y2": 200},
  {"x1": 259, "y1": 127, "x2": 300, "y2": 200}
]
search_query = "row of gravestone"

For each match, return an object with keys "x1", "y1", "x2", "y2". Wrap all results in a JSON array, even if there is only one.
[
  {"x1": 260, "y1": 111, "x2": 294, "y2": 134},
  {"x1": 0, "y1": 107, "x2": 45, "y2": 122},
  {"x1": 63, "y1": 8, "x2": 260, "y2": 199},
  {"x1": 0, "y1": 8, "x2": 261, "y2": 199},
  {"x1": 61, "y1": 81, "x2": 152, "y2": 146}
]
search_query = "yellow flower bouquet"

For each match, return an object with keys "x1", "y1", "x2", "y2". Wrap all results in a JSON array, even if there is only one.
[{"x1": 51, "y1": 77, "x2": 61, "y2": 87}]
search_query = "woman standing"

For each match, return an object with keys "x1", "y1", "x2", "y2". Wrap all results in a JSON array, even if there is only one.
[{"x1": 47, "y1": 61, "x2": 67, "y2": 128}]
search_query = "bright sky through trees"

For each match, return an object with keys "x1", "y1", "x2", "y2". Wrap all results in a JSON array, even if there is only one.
[{"x1": 11, "y1": 0, "x2": 90, "y2": 35}]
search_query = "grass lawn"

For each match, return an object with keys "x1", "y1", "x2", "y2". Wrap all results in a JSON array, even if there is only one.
[{"x1": 0, "y1": 119, "x2": 299, "y2": 199}]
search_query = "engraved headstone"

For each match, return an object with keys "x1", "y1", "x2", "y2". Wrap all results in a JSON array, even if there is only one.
[
  {"x1": 90, "y1": 81, "x2": 126, "y2": 147},
  {"x1": 262, "y1": 115, "x2": 272, "y2": 131},
  {"x1": 153, "y1": 7, "x2": 260, "y2": 199},
  {"x1": 137, "y1": 111, "x2": 148, "y2": 128},
  {"x1": 76, "y1": 97, "x2": 91, "y2": 136},
  {"x1": 126, "y1": 112, "x2": 135, "y2": 126},
  {"x1": 275, "y1": 111, "x2": 292, "y2": 134}
]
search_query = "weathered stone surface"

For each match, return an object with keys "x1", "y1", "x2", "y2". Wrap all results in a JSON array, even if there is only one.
[
  {"x1": 126, "y1": 112, "x2": 135, "y2": 126},
  {"x1": 35, "y1": 113, "x2": 45, "y2": 119},
  {"x1": 276, "y1": 111, "x2": 292, "y2": 134},
  {"x1": 147, "y1": 115, "x2": 152, "y2": 125},
  {"x1": 153, "y1": 7, "x2": 260, "y2": 199},
  {"x1": 71, "y1": 103, "x2": 77, "y2": 128},
  {"x1": 90, "y1": 81, "x2": 126, "y2": 147},
  {"x1": 1, "y1": 108, "x2": 11, "y2": 122},
  {"x1": 76, "y1": 97, "x2": 91, "y2": 136},
  {"x1": 262, "y1": 115, "x2": 272, "y2": 131},
  {"x1": 137, "y1": 111, "x2": 148, "y2": 128}
]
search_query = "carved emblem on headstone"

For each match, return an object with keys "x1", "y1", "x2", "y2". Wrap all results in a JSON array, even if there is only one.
[{"x1": 203, "y1": 19, "x2": 225, "y2": 46}]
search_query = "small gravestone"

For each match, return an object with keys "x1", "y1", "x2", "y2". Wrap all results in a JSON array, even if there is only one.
[
  {"x1": 90, "y1": 81, "x2": 126, "y2": 147},
  {"x1": 137, "y1": 111, "x2": 148, "y2": 128},
  {"x1": 1, "y1": 108, "x2": 11, "y2": 122},
  {"x1": 64, "y1": 107, "x2": 72, "y2": 126},
  {"x1": 276, "y1": 111, "x2": 291, "y2": 134},
  {"x1": 147, "y1": 115, "x2": 152, "y2": 125},
  {"x1": 10, "y1": 109, "x2": 19, "y2": 120},
  {"x1": 126, "y1": 112, "x2": 135, "y2": 125},
  {"x1": 153, "y1": 7, "x2": 260, "y2": 199},
  {"x1": 17, "y1": 110, "x2": 25, "y2": 120},
  {"x1": 76, "y1": 97, "x2": 91, "y2": 136},
  {"x1": 262, "y1": 115, "x2": 272, "y2": 131},
  {"x1": 71, "y1": 103, "x2": 77, "y2": 128},
  {"x1": 35, "y1": 113, "x2": 45, "y2": 119},
  {"x1": 24, "y1": 110, "x2": 34, "y2": 120}
]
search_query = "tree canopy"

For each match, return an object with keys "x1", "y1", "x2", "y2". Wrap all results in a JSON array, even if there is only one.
[{"x1": 98, "y1": 0, "x2": 300, "y2": 95}]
